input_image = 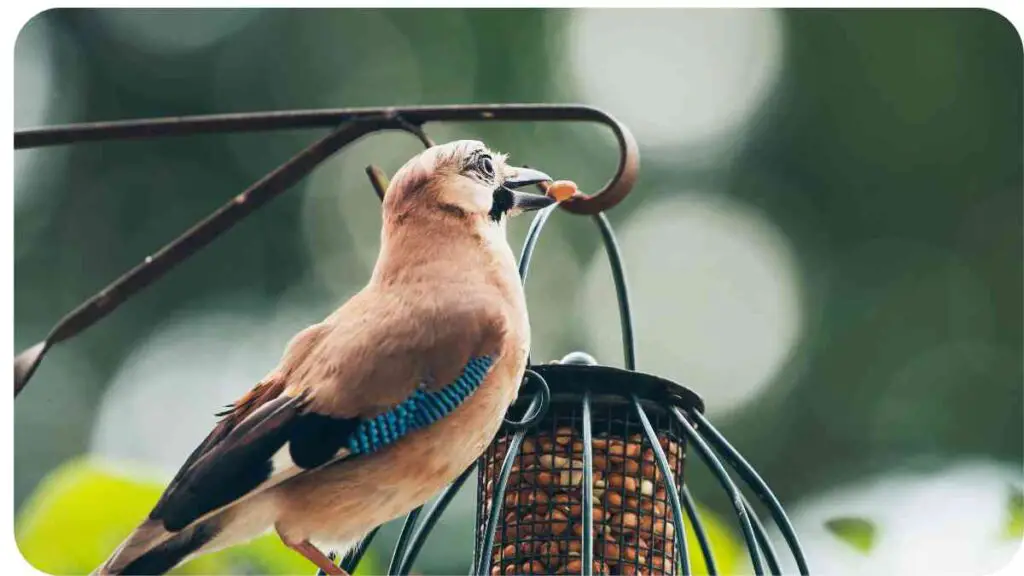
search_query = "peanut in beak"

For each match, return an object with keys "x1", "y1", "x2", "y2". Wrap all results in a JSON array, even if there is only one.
[{"x1": 545, "y1": 180, "x2": 580, "y2": 202}]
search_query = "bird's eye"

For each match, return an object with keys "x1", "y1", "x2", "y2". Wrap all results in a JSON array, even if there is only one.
[{"x1": 477, "y1": 155, "x2": 495, "y2": 178}]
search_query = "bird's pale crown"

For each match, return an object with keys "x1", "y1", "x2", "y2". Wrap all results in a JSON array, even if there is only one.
[{"x1": 382, "y1": 140, "x2": 556, "y2": 225}]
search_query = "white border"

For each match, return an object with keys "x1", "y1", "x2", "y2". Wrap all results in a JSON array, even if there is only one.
[{"x1": 4, "y1": 3, "x2": 1022, "y2": 576}]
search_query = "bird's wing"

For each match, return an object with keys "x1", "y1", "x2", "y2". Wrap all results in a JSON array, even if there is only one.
[{"x1": 147, "y1": 288, "x2": 509, "y2": 533}]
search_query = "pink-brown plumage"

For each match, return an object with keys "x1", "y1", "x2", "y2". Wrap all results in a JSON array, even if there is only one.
[{"x1": 96, "y1": 140, "x2": 555, "y2": 575}]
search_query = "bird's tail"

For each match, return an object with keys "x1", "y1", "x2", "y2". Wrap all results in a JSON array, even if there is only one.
[{"x1": 93, "y1": 517, "x2": 220, "y2": 575}]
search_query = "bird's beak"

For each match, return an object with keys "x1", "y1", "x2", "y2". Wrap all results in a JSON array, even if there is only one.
[{"x1": 502, "y1": 166, "x2": 556, "y2": 212}]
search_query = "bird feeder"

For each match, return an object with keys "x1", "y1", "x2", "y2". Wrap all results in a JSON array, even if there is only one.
[
  {"x1": 477, "y1": 358, "x2": 696, "y2": 576},
  {"x1": 13, "y1": 104, "x2": 809, "y2": 576}
]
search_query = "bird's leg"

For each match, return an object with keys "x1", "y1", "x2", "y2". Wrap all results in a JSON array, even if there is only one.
[{"x1": 281, "y1": 537, "x2": 348, "y2": 576}]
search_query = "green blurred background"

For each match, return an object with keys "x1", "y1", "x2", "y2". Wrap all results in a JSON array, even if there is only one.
[{"x1": 13, "y1": 8, "x2": 1023, "y2": 575}]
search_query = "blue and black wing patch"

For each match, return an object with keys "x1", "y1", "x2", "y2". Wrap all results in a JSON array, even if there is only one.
[
  {"x1": 149, "y1": 356, "x2": 494, "y2": 533},
  {"x1": 346, "y1": 355, "x2": 494, "y2": 455},
  {"x1": 289, "y1": 356, "x2": 494, "y2": 463}
]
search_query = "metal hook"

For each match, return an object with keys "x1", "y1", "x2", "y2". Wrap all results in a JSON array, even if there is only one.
[
  {"x1": 13, "y1": 104, "x2": 639, "y2": 396},
  {"x1": 14, "y1": 104, "x2": 640, "y2": 214}
]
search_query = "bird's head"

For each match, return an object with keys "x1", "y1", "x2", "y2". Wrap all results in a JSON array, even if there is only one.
[{"x1": 381, "y1": 140, "x2": 556, "y2": 229}]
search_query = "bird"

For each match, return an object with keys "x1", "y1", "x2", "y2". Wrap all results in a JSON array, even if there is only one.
[{"x1": 95, "y1": 140, "x2": 560, "y2": 575}]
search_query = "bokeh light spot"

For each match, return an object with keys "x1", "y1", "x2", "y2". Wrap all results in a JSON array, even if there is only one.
[
  {"x1": 566, "y1": 9, "x2": 784, "y2": 151},
  {"x1": 579, "y1": 193, "x2": 803, "y2": 416},
  {"x1": 89, "y1": 298, "x2": 321, "y2": 475},
  {"x1": 93, "y1": 9, "x2": 262, "y2": 54}
]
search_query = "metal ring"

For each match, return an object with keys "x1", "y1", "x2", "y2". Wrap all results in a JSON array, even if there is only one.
[{"x1": 501, "y1": 369, "x2": 550, "y2": 430}]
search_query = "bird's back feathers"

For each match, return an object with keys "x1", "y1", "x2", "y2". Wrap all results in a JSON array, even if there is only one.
[{"x1": 100, "y1": 282, "x2": 513, "y2": 574}]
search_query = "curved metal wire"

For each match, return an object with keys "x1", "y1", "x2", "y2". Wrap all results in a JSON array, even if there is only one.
[
  {"x1": 517, "y1": 204, "x2": 558, "y2": 285},
  {"x1": 515, "y1": 203, "x2": 558, "y2": 370},
  {"x1": 13, "y1": 103, "x2": 639, "y2": 396},
  {"x1": 743, "y1": 496, "x2": 782, "y2": 575},
  {"x1": 387, "y1": 507, "x2": 423, "y2": 575},
  {"x1": 590, "y1": 210, "x2": 791, "y2": 576},
  {"x1": 476, "y1": 429, "x2": 528, "y2": 576},
  {"x1": 396, "y1": 464, "x2": 477, "y2": 575},
  {"x1": 681, "y1": 485, "x2": 718, "y2": 575},
  {"x1": 687, "y1": 410, "x2": 809, "y2": 575},
  {"x1": 474, "y1": 371, "x2": 549, "y2": 576},
  {"x1": 633, "y1": 396, "x2": 692, "y2": 575},
  {"x1": 340, "y1": 530, "x2": 378, "y2": 574},
  {"x1": 672, "y1": 407, "x2": 764, "y2": 575},
  {"x1": 580, "y1": 391, "x2": 595, "y2": 574},
  {"x1": 593, "y1": 213, "x2": 637, "y2": 371}
]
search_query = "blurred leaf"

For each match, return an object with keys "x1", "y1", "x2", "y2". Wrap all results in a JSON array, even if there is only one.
[
  {"x1": 684, "y1": 503, "x2": 743, "y2": 575},
  {"x1": 824, "y1": 516, "x2": 878, "y2": 554},
  {"x1": 14, "y1": 456, "x2": 378, "y2": 575},
  {"x1": 1004, "y1": 485, "x2": 1024, "y2": 541},
  {"x1": 15, "y1": 456, "x2": 218, "y2": 574}
]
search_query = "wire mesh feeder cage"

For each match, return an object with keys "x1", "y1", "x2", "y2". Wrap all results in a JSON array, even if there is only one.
[
  {"x1": 14, "y1": 103, "x2": 809, "y2": 576},
  {"x1": 477, "y1": 359, "x2": 695, "y2": 576}
]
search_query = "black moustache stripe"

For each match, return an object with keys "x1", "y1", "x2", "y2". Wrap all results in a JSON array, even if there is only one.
[{"x1": 489, "y1": 186, "x2": 513, "y2": 222}]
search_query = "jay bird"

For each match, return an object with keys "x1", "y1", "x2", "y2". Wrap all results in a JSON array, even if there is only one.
[{"x1": 96, "y1": 140, "x2": 560, "y2": 575}]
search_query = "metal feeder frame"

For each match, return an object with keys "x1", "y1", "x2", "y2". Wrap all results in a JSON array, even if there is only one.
[{"x1": 13, "y1": 104, "x2": 809, "y2": 576}]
